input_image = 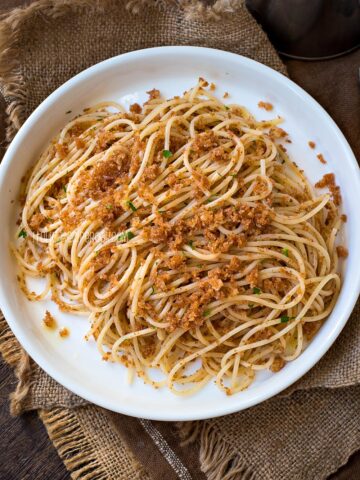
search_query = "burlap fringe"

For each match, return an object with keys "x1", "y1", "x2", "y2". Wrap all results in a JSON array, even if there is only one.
[
  {"x1": 0, "y1": 0, "x2": 245, "y2": 141},
  {"x1": 126, "y1": 0, "x2": 244, "y2": 20},
  {"x1": 179, "y1": 421, "x2": 255, "y2": 480},
  {"x1": 40, "y1": 407, "x2": 109, "y2": 480},
  {"x1": 0, "y1": 314, "x2": 33, "y2": 415},
  {"x1": 0, "y1": 0, "x2": 112, "y2": 142}
]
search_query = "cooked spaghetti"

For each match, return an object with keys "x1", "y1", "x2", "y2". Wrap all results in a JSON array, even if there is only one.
[{"x1": 13, "y1": 80, "x2": 345, "y2": 395}]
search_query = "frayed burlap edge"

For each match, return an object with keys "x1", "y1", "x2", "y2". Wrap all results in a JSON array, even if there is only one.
[
  {"x1": 179, "y1": 421, "x2": 254, "y2": 480},
  {"x1": 178, "y1": 415, "x2": 360, "y2": 480},
  {"x1": 0, "y1": 308, "x2": 148, "y2": 480},
  {"x1": 39, "y1": 407, "x2": 150, "y2": 480},
  {"x1": 0, "y1": 314, "x2": 32, "y2": 415},
  {"x1": 0, "y1": 0, "x2": 245, "y2": 141},
  {"x1": 39, "y1": 408, "x2": 110, "y2": 480}
]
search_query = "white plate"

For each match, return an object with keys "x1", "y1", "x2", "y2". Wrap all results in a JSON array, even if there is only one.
[{"x1": 0, "y1": 47, "x2": 359, "y2": 421}]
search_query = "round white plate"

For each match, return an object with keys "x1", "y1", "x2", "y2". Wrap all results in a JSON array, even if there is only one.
[{"x1": 0, "y1": 47, "x2": 359, "y2": 421}]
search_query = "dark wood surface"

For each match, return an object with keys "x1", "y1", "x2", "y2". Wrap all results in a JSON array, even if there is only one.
[{"x1": 0, "y1": 1, "x2": 359, "y2": 479}]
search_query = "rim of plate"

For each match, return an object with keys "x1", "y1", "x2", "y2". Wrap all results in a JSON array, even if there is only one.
[{"x1": 0, "y1": 46, "x2": 359, "y2": 421}]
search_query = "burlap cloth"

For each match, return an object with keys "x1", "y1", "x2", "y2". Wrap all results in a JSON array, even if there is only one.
[{"x1": 0, "y1": 1, "x2": 359, "y2": 479}]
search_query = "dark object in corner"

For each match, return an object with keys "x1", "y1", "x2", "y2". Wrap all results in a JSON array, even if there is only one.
[{"x1": 246, "y1": 0, "x2": 360, "y2": 60}]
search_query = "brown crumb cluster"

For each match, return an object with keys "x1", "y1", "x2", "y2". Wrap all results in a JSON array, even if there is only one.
[
  {"x1": 43, "y1": 310, "x2": 57, "y2": 329},
  {"x1": 269, "y1": 126, "x2": 287, "y2": 140},
  {"x1": 336, "y1": 246, "x2": 348, "y2": 258},
  {"x1": 258, "y1": 101, "x2": 273, "y2": 111},
  {"x1": 59, "y1": 327, "x2": 70, "y2": 338},
  {"x1": 308, "y1": 141, "x2": 316, "y2": 149},
  {"x1": 315, "y1": 173, "x2": 342, "y2": 205},
  {"x1": 302, "y1": 320, "x2": 322, "y2": 340},
  {"x1": 142, "y1": 203, "x2": 273, "y2": 254},
  {"x1": 270, "y1": 356, "x2": 285, "y2": 372},
  {"x1": 192, "y1": 131, "x2": 219, "y2": 155},
  {"x1": 317, "y1": 153, "x2": 327, "y2": 164},
  {"x1": 146, "y1": 88, "x2": 160, "y2": 100},
  {"x1": 55, "y1": 143, "x2": 68, "y2": 158},
  {"x1": 129, "y1": 103, "x2": 142, "y2": 114},
  {"x1": 144, "y1": 256, "x2": 250, "y2": 332}
]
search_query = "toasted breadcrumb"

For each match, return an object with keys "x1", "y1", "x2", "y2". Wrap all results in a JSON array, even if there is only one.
[
  {"x1": 315, "y1": 173, "x2": 341, "y2": 205},
  {"x1": 59, "y1": 327, "x2": 70, "y2": 338},
  {"x1": 317, "y1": 153, "x2": 327, "y2": 164},
  {"x1": 43, "y1": 311, "x2": 57, "y2": 329},
  {"x1": 270, "y1": 356, "x2": 285, "y2": 372},
  {"x1": 198, "y1": 77, "x2": 209, "y2": 87},
  {"x1": 258, "y1": 101, "x2": 273, "y2": 111},
  {"x1": 336, "y1": 246, "x2": 348, "y2": 258},
  {"x1": 146, "y1": 88, "x2": 160, "y2": 100}
]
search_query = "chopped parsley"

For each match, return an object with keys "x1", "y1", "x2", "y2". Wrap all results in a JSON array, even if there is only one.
[
  {"x1": 18, "y1": 229, "x2": 27, "y2": 238},
  {"x1": 282, "y1": 248, "x2": 289, "y2": 257},
  {"x1": 253, "y1": 287, "x2": 261, "y2": 294},
  {"x1": 224, "y1": 106, "x2": 230, "y2": 110},
  {"x1": 280, "y1": 315, "x2": 290, "y2": 323},
  {"x1": 118, "y1": 231, "x2": 135, "y2": 242},
  {"x1": 162, "y1": 149, "x2": 172, "y2": 158},
  {"x1": 158, "y1": 210, "x2": 165, "y2": 214},
  {"x1": 205, "y1": 196, "x2": 218, "y2": 204},
  {"x1": 203, "y1": 309, "x2": 211, "y2": 317},
  {"x1": 106, "y1": 204, "x2": 113, "y2": 210},
  {"x1": 150, "y1": 286, "x2": 156, "y2": 295},
  {"x1": 248, "y1": 303, "x2": 254, "y2": 308},
  {"x1": 63, "y1": 185, "x2": 67, "y2": 193},
  {"x1": 127, "y1": 201, "x2": 137, "y2": 212},
  {"x1": 188, "y1": 240, "x2": 194, "y2": 249}
]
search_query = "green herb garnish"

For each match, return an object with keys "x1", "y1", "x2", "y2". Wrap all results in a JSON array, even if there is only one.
[
  {"x1": 224, "y1": 106, "x2": 230, "y2": 110},
  {"x1": 282, "y1": 248, "x2": 289, "y2": 257},
  {"x1": 280, "y1": 315, "x2": 290, "y2": 323},
  {"x1": 188, "y1": 240, "x2": 194, "y2": 249},
  {"x1": 253, "y1": 287, "x2": 261, "y2": 294},
  {"x1": 158, "y1": 210, "x2": 165, "y2": 214},
  {"x1": 203, "y1": 309, "x2": 211, "y2": 317},
  {"x1": 18, "y1": 229, "x2": 27, "y2": 238},
  {"x1": 127, "y1": 201, "x2": 137, "y2": 212},
  {"x1": 63, "y1": 185, "x2": 67, "y2": 193},
  {"x1": 118, "y1": 231, "x2": 135, "y2": 242},
  {"x1": 205, "y1": 196, "x2": 218, "y2": 204},
  {"x1": 248, "y1": 303, "x2": 254, "y2": 308},
  {"x1": 162, "y1": 150, "x2": 172, "y2": 158},
  {"x1": 106, "y1": 204, "x2": 113, "y2": 210},
  {"x1": 150, "y1": 286, "x2": 156, "y2": 295}
]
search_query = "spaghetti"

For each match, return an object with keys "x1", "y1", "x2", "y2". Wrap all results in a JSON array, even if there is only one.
[{"x1": 13, "y1": 80, "x2": 344, "y2": 395}]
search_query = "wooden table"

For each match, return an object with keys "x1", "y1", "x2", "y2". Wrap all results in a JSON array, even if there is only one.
[{"x1": 0, "y1": 1, "x2": 359, "y2": 478}]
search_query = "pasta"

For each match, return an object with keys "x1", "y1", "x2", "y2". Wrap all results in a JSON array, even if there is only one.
[{"x1": 13, "y1": 80, "x2": 345, "y2": 395}]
